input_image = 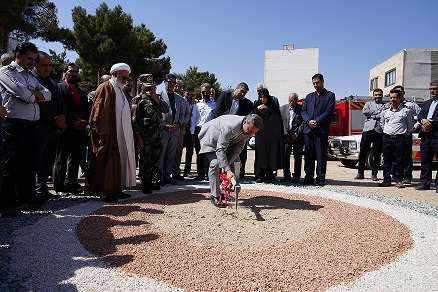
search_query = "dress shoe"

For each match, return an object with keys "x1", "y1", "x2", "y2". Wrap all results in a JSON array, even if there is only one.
[
  {"x1": 371, "y1": 175, "x2": 379, "y2": 181},
  {"x1": 281, "y1": 177, "x2": 291, "y2": 183},
  {"x1": 395, "y1": 181, "x2": 405, "y2": 188},
  {"x1": 415, "y1": 184, "x2": 430, "y2": 190},
  {"x1": 379, "y1": 181, "x2": 391, "y2": 187},
  {"x1": 142, "y1": 187, "x2": 152, "y2": 194},
  {"x1": 64, "y1": 184, "x2": 83, "y2": 194},
  {"x1": 152, "y1": 183, "x2": 160, "y2": 190},
  {"x1": 210, "y1": 196, "x2": 225, "y2": 208},
  {"x1": 402, "y1": 178, "x2": 412, "y2": 185},
  {"x1": 291, "y1": 177, "x2": 300, "y2": 184},
  {"x1": 39, "y1": 191, "x2": 61, "y2": 200},
  {"x1": 118, "y1": 192, "x2": 131, "y2": 199},
  {"x1": 354, "y1": 173, "x2": 365, "y2": 180},
  {"x1": 302, "y1": 178, "x2": 315, "y2": 185},
  {"x1": 255, "y1": 177, "x2": 264, "y2": 183},
  {"x1": 316, "y1": 180, "x2": 326, "y2": 186},
  {"x1": 173, "y1": 175, "x2": 185, "y2": 181}
]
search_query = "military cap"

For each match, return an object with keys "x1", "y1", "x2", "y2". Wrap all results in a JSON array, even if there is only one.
[{"x1": 138, "y1": 74, "x2": 155, "y2": 87}]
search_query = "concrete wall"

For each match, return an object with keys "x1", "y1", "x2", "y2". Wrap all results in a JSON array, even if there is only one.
[{"x1": 264, "y1": 48, "x2": 319, "y2": 106}]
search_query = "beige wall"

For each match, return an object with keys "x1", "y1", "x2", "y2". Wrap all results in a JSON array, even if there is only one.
[
  {"x1": 369, "y1": 50, "x2": 404, "y2": 96},
  {"x1": 264, "y1": 48, "x2": 319, "y2": 106}
]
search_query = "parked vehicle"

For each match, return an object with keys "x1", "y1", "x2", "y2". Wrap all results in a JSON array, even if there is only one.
[{"x1": 328, "y1": 96, "x2": 424, "y2": 168}]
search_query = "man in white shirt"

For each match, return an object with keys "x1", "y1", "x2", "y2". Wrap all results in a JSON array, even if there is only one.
[{"x1": 191, "y1": 83, "x2": 216, "y2": 180}]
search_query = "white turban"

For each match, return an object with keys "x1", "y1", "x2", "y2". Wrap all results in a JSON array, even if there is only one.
[{"x1": 110, "y1": 63, "x2": 131, "y2": 74}]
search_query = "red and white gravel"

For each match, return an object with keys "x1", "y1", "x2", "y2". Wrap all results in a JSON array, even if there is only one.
[{"x1": 7, "y1": 184, "x2": 438, "y2": 291}]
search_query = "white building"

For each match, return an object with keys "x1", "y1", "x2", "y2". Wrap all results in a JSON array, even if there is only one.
[
  {"x1": 369, "y1": 48, "x2": 438, "y2": 100},
  {"x1": 264, "y1": 45, "x2": 319, "y2": 105}
]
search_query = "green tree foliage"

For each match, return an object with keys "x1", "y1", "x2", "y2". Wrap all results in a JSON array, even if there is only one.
[
  {"x1": 177, "y1": 66, "x2": 221, "y2": 100},
  {"x1": 48, "y1": 49, "x2": 69, "y2": 82},
  {"x1": 0, "y1": 0, "x2": 72, "y2": 52},
  {"x1": 67, "y1": 3, "x2": 170, "y2": 88}
]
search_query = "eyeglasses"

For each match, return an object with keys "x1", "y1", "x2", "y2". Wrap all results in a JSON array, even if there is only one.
[{"x1": 166, "y1": 80, "x2": 176, "y2": 84}]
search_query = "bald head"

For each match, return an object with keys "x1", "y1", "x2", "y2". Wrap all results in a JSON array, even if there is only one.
[
  {"x1": 99, "y1": 74, "x2": 111, "y2": 84},
  {"x1": 288, "y1": 92, "x2": 298, "y2": 105}
]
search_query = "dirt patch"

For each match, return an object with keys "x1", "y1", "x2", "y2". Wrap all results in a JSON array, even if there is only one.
[{"x1": 77, "y1": 189, "x2": 413, "y2": 292}]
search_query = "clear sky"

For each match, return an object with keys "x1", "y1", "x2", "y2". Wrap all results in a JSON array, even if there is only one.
[{"x1": 33, "y1": 0, "x2": 438, "y2": 100}]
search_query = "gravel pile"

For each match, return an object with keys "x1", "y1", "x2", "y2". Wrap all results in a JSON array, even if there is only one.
[{"x1": 76, "y1": 189, "x2": 412, "y2": 291}]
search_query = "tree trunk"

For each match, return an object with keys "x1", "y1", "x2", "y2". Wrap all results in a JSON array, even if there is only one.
[{"x1": 0, "y1": 25, "x2": 9, "y2": 53}]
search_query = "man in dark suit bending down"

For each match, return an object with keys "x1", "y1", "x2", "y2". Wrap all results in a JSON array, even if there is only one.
[
  {"x1": 301, "y1": 74, "x2": 335, "y2": 186},
  {"x1": 215, "y1": 82, "x2": 253, "y2": 179}
]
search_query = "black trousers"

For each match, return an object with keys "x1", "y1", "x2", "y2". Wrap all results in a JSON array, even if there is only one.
[
  {"x1": 194, "y1": 126, "x2": 207, "y2": 178},
  {"x1": 419, "y1": 136, "x2": 438, "y2": 187},
  {"x1": 35, "y1": 122, "x2": 59, "y2": 194},
  {"x1": 183, "y1": 126, "x2": 194, "y2": 175},
  {"x1": 53, "y1": 129, "x2": 87, "y2": 191},
  {"x1": 303, "y1": 133, "x2": 328, "y2": 181},
  {"x1": 283, "y1": 138, "x2": 304, "y2": 179},
  {"x1": 357, "y1": 130, "x2": 383, "y2": 175},
  {"x1": 382, "y1": 134, "x2": 406, "y2": 182},
  {"x1": 403, "y1": 134, "x2": 413, "y2": 180},
  {"x1": 0, "y1": 119, "x2": 37, "y2": 206}
]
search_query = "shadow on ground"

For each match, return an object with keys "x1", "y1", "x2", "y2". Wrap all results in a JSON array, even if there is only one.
[{"x1": 241, "y1": 195, "x2": 324, "y2": 221}]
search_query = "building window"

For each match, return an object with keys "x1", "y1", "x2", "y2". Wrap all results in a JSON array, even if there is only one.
[
  {"x1": 370, "y1": 77, "x2": 378, "y2": 91},
  {"x1": 385, "y1": 69, "x2": 396, "y2": 87}
]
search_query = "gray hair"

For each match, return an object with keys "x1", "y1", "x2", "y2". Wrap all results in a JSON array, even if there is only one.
[
  {"x1": 245, "y1": 114, "x2": 264, "y2": 130},
  {"x1": 0, "y1": 52, "x2": 14, "y2": 67},
  {"x1": 201, "y1": 82, "x2": 211, "y2": 88}
]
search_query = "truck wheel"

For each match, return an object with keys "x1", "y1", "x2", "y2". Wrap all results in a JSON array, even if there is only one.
[{"x1": 340, "y1": 159, "x2": 357, "y2": 168}]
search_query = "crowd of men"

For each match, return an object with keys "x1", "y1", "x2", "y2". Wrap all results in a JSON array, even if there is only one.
[{"x1": 1, "y1": 41, "x2": 438, "y2": 215}]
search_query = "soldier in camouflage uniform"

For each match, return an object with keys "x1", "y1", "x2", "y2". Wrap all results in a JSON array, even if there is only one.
[{"x1": 132, "y1": 74, "x2": 169, "y2": 194}]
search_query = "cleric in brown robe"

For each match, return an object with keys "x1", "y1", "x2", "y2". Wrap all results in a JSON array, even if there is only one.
[{"x1": 88, "y1": 63, "x2": 136, "y2": 202}]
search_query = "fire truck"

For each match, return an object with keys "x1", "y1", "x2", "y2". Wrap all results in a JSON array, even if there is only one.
[{"x1": 328, "y1": 97, "x2": 423, "y2": 168}]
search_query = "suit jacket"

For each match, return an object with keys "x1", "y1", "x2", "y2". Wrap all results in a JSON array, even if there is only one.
[
  {"x1": 58, "y1": 81, "x2": 90, "y2": 128},
  {"x1": 198, "y1": 115, "x2": 251, "y2": 172},
  {"x1": 215, "y1": 90, "x2": 253, "y2": 117},
  {"x1": 36, "y1": 76, "x2": 65, "y2": 124},
  {"x1": 301, "y1": 89, "x2": 336, "y2": 135},
  {"x1": 280, "y1": 104, "x2": 304, "y2": 136},
  {"x1": 418, "y1": 98, "x2": 438, "y2": 139},
  {"x1": 161, "y1": 90, "x2": 186, "y2": 125}
]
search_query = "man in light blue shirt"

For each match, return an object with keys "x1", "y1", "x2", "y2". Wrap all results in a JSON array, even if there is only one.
[
  {"x1": 379, "y1": 89, "x2": 414, "y2": 188},
  {"x1": 0, "y1": 42, "x2": 51, "y2": 217},
  {"x1": 393, "y1": 85, "x2": 420, "y2": 185}
]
